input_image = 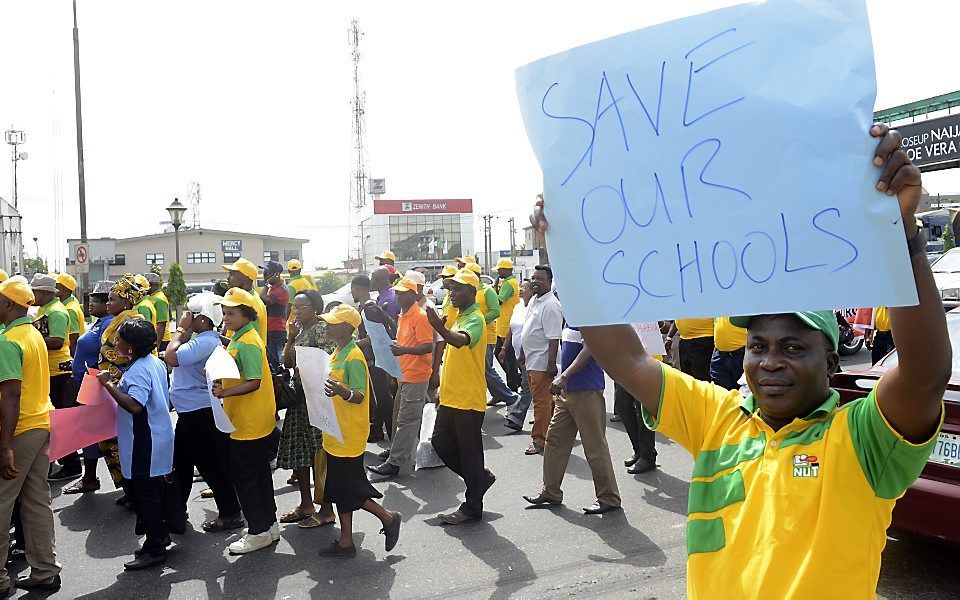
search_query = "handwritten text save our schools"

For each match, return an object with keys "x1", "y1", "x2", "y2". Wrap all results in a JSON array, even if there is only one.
[{"x1": 539, "y1": 28, "x2": 861, "y2": 319}]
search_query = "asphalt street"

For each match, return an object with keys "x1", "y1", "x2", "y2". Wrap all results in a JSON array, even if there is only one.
[{"x1": 6, "y1": 347, "x2": 958, "y2": 599}]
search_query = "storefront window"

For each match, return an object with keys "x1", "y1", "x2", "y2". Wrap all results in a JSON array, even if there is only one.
[{"x1": 388, "y1": 215, "x2": 462, "y2": 262}]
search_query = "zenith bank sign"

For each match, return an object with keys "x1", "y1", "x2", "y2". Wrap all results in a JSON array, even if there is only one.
[{"x1": 373, "y1": 199, "x2": 474, "y2": 215}]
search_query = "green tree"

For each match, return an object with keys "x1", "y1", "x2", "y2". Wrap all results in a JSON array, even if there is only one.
[
  {"x1": 944, "y1": 222, "x2": 955, "y2": 252},
  {"x1": 316, "y1": 272, "x2": 345, "y2": 294},
  {"x1": 165, "y1": 263, "x2": 188, "y2": 308},
  {"x1": 150, "y1": 264, "x2": 162, "y2": 278},
  {"x1": 23, "y1": 257, "x2": 48, "y2": 276}
]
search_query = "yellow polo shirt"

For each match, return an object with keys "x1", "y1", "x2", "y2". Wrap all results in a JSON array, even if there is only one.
[
  {"x1": 676, "y1": 318, "x2": 713, "y2": 340},
  {"x1": 495, "y1": 276, "x2": 520, "y2": 339},
  {"x1": 135, "y1": 298, "x2": 157, "y2": 327},
  {"x1": 439, "y1": 303, "x2": 487, "y2": 412},
  {"x1": 35, "y1": 299, "x2": 72, "y2": 375},
  {"x1": 713, "y1": 317, "x2": 747, "y2": 352},
  {"x1": 62, "y1": 295, "x2": 86, "y2": 338},
  {"x1": 476, "y1": 284, "x2": 499, "y2": 346},
  {"x1": 643, "y1": 364, "x2": 940, "y2": 598},
  {"x1": 874, "y1": 307, "x2": 890, "y2": 332},
  {"x1": 323, "y1": 340, "x2": 370, "y2": 458},
  {"x1": 0, "y1": 317, "x2": 52, "y2": 435},
  {"x1": 150, "y1": 291, "x2": 171, "y2": 342},
  {"x1": 286, "y1": 274, "x2": 317, "y2": 298},
  {"x1": 223, "y1": 321, "x2": 276, "y2": 440}
]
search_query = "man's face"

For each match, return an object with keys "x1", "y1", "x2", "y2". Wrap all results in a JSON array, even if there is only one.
[
  {"x1": 350, "y1": 283, "x2": 366, "y2": 303},
  {"x1": 226, "y1": 270, "x2": 248, "y2": 290},
  {"x1": 530, "y1": 270, "x2": 551, "y2": 295},
  {"x1": 88, "y1": 295, "x2": 108, "y2": 318},
  {"x1": 265, "y1": 269, "x2": 282, "y2": 285},
  {"x1": 450, "y1": 282, "x2": 476, "y2": 309},
  {"x1": 397, "y1": 289, "x2": 417, "y2": 311},
  {"x1": 744, "y1": 315, "x2": 839, "y2": 422},
  {"x1": 150, "y1": 282, "x2": 161, "y2": 294},
  {"x1": 33, "y1": 290, "x2": 54, "y2": 306},
  {"x1": 55, "y1": 283, "x2": 71, "y2": 300},
  {"x1": 0, "y1": 296, "x2": 13, "y2": 322},
  {"x1": 498, "y1": 268, "x2": 512, "y2": 279}
]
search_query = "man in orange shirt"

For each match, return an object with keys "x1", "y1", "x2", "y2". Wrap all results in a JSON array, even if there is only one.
[{"x1": 367, "y1": 278, "x2": 435, "y2": 479}]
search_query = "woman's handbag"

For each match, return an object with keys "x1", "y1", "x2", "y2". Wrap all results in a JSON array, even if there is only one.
[{"x1": 269, "y1": 356, "x2": 305, "y2": 411}]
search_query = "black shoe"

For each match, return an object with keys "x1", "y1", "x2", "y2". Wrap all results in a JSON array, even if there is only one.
[
  {"x1": 624, "y1": 454, "x2": 639, "y2": 467},
  {"x1": 376, "y1": 448, "x2": 391, "y2": 460},
  {"x1": 381, "y1": 511, "x2": 402, "y2": 552},
  {"x1": 124, "y1": 553, "x2": 166, "y2": 570},
  {"x1": 318, "y1": 541, "x2": 357, "y2": 558},
  {"x1": 627, "y1": 457, "x2": 657, "y2": 474},
  {"x1": 47, "y1": 465, "x2": 82, "y2": 481},
  {"x1": 503, "y1": 419, "x2": 521, "y2": 432},
  {"x1": 134, "y1": 535, "x2": 172, "y2": 557},
  {"x1": 438, "y1": 510, "x2": 480, "y2": 525},
  {"x1": 366, "y1": 462, "x2": 400, "y2": 478},
  {"x1": 15, "y1": 574, "x2": 62, "y2": 590},
  {"x1": 583, "y1": 501, "x2": 621, "y2": 515},
  {"x1": 522, "y1": 494, "x2": 561, "y2": 508}
]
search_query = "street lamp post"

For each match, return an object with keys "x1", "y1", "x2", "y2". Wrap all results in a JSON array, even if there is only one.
[{"x1": 166, "y1": 198, "x2": 187, "y2": 265}]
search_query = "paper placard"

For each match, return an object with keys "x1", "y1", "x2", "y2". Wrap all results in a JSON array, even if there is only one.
[
  {"x1": 204, "y1": 345, "x2": 238, "y2": 433},
  {"x1": 295, "y1": 346, "x2": 342, "y2": 444},
  {"x1": 632, "y1": 322, "x2": 667, "y2": 356},
  {"x1": 362, "y1": 316, "x2": 402, "y2": 379}
]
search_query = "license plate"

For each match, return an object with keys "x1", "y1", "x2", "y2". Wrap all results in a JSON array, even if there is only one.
[{"x1": 929, "y1": 432, "x2": 960, "y2": 468}]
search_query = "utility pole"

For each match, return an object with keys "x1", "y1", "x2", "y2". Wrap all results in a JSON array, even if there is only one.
[
  {"x1": 508, "y1": 217, "x2": 516, "y2": 262},
  {"x1": 72, "y1": 0, "x2": 89, "y2": 296},
  {"x1": 482, "y1": 215, "x2": 492, "y2": 274}
]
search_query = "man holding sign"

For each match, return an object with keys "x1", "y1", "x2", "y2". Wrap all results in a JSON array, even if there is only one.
[{"x1": 530, "y1": 125, "x2": 950, "y2": 597}]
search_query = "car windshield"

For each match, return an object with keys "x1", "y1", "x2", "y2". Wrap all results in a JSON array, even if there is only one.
[
  {"x1": 880, "y1": 314, "x2": 960, "y2": 373},
  {"x1": 932, "y1": 251, "x2": 960, "y2": 273}
]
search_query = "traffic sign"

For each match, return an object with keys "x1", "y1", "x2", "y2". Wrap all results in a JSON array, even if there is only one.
[{"x1": 75, "y1": 243, "x2": 90, "y2": 274}]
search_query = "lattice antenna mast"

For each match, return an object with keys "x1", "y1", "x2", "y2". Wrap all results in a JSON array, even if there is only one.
[
  {"x1": 348, "y1": 19, "x2": 368, "y2": 213},
  {"x1": 188, "y1": 181, "x2": 201, "y2": 229}
]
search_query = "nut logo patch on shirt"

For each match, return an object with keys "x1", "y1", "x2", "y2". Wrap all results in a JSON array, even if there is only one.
[{"x1": 793, "y1": 454, "x2": 820, "y2": 478}]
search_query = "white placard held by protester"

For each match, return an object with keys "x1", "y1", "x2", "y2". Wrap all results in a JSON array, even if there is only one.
[
  {"x1": 295, "y1": 346, "x2": 343, "y2": 444},
  {"x1": 204, "y1": 345, "x2": 238, "y2": 433},
  {"x1": 632, "y1": 322, "x2": 667, "y2": 356},
  {"x1": 361, "y1": 315, "x2": 402, "y2": 379}
]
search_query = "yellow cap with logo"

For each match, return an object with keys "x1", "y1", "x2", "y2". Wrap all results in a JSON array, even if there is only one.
[
  {"x1": 215, "y1": 287, "x2": 258, "y2": 310},
  {"x1": 437, "y1": 265, "x2": 457, "y2": 279},
  {"x1": 0, "y1": 277, "x2": 35, "y2": 307},
  {"x1": 391, "y1": 278, "x2": 419, "y2": 293},
  {"x1": 56, "y1": 272, "x2": 78, "y2": 291},
  {"x1": 320, "y1": 304, "x2": 362, "y2": 329},
  {"x1": 495, "y1": 258, "x2": 514, "y2": 270},
  {"x1": 288, "y1": 259, "x2": 303, "y2": 271},
  {"x1": 375, "y1": 250, "x2": 397, "y2": 262},
  {"x1": 465, "y1": 262, "x2": 482, "y2": 275},
  {"x1": 451, "y1": 268, "x2": 480, "y2": 289}
]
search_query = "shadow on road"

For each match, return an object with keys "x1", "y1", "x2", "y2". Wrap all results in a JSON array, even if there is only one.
[
  {"x1": 439, "y1": 513, "x2": 536, "y2": 599},
  {"x1": 552, "y1": 505, "x2": 667, "y2": 569}
]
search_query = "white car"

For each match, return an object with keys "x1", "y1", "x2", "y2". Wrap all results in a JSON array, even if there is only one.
[
  {"x1": 321, "y1": 282, "x2": 377, "y2": 310},
  {"x1": 932, "y1": 249, "x2": 960, "y2": 309}
]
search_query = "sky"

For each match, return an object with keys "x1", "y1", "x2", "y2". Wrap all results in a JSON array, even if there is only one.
[{"x1": 1, "y1": 0, "x2": 958, "y2": 271}]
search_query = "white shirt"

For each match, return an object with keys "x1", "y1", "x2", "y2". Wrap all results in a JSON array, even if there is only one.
[
  {"x1": 509, "y1": 302, "x2": 528, "y2": 360},
  {"x1": 521, "y1": 290, "x2": 563, "y2": 372}
]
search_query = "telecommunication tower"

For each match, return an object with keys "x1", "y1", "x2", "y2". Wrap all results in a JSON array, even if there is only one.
[
  {"x1": 187, "y1": 182, "x2": 201, "y2": 229},
  {"x1": 348, "y1": 19, "x2": 370, "y2": 266}
]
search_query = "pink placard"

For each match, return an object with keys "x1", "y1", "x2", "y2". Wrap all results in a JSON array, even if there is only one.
[
  {"x1": 48, "y1": 403, "x2": 116, "y2": 463},
  {"x1": 76, "y1": 373, "x2": 111, "y2": 406}
]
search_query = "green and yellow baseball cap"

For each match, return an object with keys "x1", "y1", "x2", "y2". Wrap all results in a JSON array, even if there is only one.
[{"x1": 729, "y1": 311, "x2": 839, "y2": 351}]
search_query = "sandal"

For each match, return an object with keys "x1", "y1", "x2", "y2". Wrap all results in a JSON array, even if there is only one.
[
  {"x1": 63, "y1": 478, "x2": 100, "y2": 494},
  {"x1": 280, "y1": 508, "x2": 314, "y2": 523},
  {"x1": 202, "y1": 517, "x2": 245, "y2": 532},
  {"x1": 297, "y1": 514, "x2": 336, "y2": 529}
]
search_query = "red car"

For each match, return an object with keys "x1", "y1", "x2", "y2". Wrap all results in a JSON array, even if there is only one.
[{"x1": 831, "y1": 311, "x2": 960, "y2": 545}]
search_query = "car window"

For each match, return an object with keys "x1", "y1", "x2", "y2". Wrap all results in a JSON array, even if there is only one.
[
  {"x1": 880, "y1": 314, "x2": 960, "y2": 373},
  {"x1": 932, "y1": 250, "x2": 960, "y2": 273}
]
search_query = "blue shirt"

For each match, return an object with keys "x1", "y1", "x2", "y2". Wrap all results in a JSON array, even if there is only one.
[
  {"x1": 169, "y1": 330, "x2": 221, "y2": 413},
  {"x1": 117, "y1": 354, "x2": 174, "y2": 479},
  {"x1": 560, "y1": 325, "x2": 605, "y2": 392},
  {"x1": 72, "y1": 314, "x2": 115, "y2": 381}
]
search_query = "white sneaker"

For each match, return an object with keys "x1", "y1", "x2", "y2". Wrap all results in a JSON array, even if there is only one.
[
  {"x1": 228, "y1": 531, "x2": 273, "y2": 555},
  {"x1": 269, "y1": 521, "x2": 280, "y2": 542}
]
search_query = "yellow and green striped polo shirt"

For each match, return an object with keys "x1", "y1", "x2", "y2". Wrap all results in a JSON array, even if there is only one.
[{"x1": 642, "y1": 364, "x2": 940, "y2": 599}]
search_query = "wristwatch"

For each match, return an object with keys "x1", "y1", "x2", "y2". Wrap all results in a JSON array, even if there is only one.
[{"x1": 906, "y1": 227, "x2": 927, "y2": 257}]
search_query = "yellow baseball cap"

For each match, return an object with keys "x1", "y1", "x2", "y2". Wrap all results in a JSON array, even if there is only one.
[
  {"x1": 455, "y1": 255, "x2": 477, "y2": 264},
  {"x1": 391, "y1": 278, "x2": 419, "y2": 293},
  {"x1": 496, "y1": 258, "x2": 514, "y2": 270},
  {"x1": 215, "y1": 287, "x2": 258, "y2": 309},
  {"x1": 56, "y1": 272, "x2": 78, "y2": 291},
  {"x1": 320, "y1": 304, "x2": 362, "y2": 329},
  {"x1": 0, "y1": 269, "x2": 8, "y2": 283},
  {"x1": 287, "y1": 259, "x2": 303, "y2": 271},
  {"x1": 451, "y1": 268, "x2": 480, "y2": 289},
  {"x1": 465, "y1": 262, "x2": 482, "y2": 275},
  {"x1": 0, "y1": 277, "x2": 35, "y2": 307},
  {"x1": 222, "y1": 258, "x2": 259, "y2": 282},
  {"x1": 375, "y1": 250, "x2": 397, "y2": 262},
  {"x1": 133, "y1": 274, "x2": 150, "y2": 290},
  {"x1": 437, "y1": 265, "x2": 457, "y2": 279}
]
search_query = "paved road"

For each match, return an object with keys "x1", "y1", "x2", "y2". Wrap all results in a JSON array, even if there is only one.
[{"x1": 8, "y1": 346, "x2": 959, "y2": 598}]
